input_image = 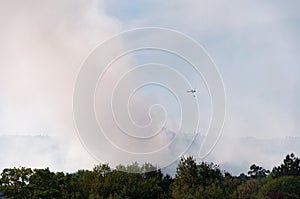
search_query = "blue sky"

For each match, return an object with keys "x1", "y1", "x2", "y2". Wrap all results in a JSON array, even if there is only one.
[{"x1": 0, "y1": 0, "x2": 300, "y2": 174}]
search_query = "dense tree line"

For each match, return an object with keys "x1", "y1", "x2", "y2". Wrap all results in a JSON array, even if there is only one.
[{"x1": 0, "y1": 153, "x2": 300, "y2": 199}]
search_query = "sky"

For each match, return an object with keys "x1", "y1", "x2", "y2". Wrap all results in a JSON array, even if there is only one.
[{"x1": 0, "y1": 0, "x2": 300, "y2": 175}]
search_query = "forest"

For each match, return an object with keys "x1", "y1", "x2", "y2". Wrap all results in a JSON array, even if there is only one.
[{"x1": 0, "y1": 153, "x2": 300, "y2": 199}]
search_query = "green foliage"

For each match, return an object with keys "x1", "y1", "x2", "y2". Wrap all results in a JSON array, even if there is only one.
[
  {"x1": 0, "y1": 153, "x2": 300, "y2": 199},
  {"x1": 272, "y1": 153, "x2": 300, "y2": 178},
  {"x1": 171, "y1": 156, "x2": 200, "y2": 198},
  {"x1": 171, "y1": 156, "x2": 236, "y2": 199},
  {"x1": 197, "y1": 161, "x2": 223, "y2": 190},
  {"x1": 248, "y1": 164, "x2": 270, "y2": 179},
  {"x1": 28, "y1": 168, "x2": 61, "y2": 198},
  {"x1": 220, "y1": 173, "x2": 244, "y2": 198},
  {"x1": 0, "y1": 167, "x2": 32, "y2": 198},
  {"x1": 257, "y1": 176, "x2": 300, "y2": 198},
  {"x1": 236, "y1": 179, "x2": 260, "y2": 199},
  {"x1": 201, "y1": 183, "x2": 224, "y2": 199}
]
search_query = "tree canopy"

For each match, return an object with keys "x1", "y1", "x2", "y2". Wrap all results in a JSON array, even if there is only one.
[
  {"x1": 272, "y1": 153, "x2": 300, "y2": 178},
  {"x1": 0, "y1": 153, "x2": 299, "y2": 198}
]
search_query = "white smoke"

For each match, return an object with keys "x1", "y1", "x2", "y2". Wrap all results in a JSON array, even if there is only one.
[{"x1": 0, "y1": 0, "x2": 123, "y2": 172}]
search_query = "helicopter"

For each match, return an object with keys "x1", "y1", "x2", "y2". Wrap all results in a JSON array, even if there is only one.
[{"x1": 187, "y1": 89, "x2": 197, "y2": 97}]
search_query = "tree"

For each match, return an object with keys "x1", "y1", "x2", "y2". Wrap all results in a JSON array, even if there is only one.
[
  {"x1": 172, "y1": 156, "x2": 231, "y2": 198},
  {"x1": 102, "y1": 163, "x2": 166, "y2": 199},
  {"x1": 2, "y1": 152, "x2": 300, "y2": 198},
  {"x1": 247, "y1": 164, "x2": 270, "y2": 178},
  {"x1": 89, "y1": 164, "x2": 111, "y2": 198},
  {"x1": 0, "y1": 167, "x2": 33, "y2": 198},
  {"x1": 28, "y1": 168, "x2": 62, "y2": 199},
  {"x1": 197, "y1": 162, "x2": 223, "y2": 190},
  {"x1": 257, "y1": 176, "x2": 300, "y2": 198},
  {"x1": 202, "y1": 183, "x2": 224, "y2": 199},
  {"x1": 68, "y1": 169, "x2": 97, "y2": 198},
  {"x1": 238, "y1": 173, "x2": 249, "y2": 181},
  {"x1": 221, "y1": 172, "x2": 244, "y2": 198},
  {"x1": 93, "y1": 164, "x2": 111, "y2": 177},
  {"x1": 272, "y1": 153, "x2": 300, "y2": 177},
  {"x1": 160, "y1": 174, "x2": 173, "y2": 199},
  {"x1": 236, "y1": 179, "x2": 260, "y2": 199},
  {"x1": 171, "y1": 156, "x2": 200, "y2": 198}
]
